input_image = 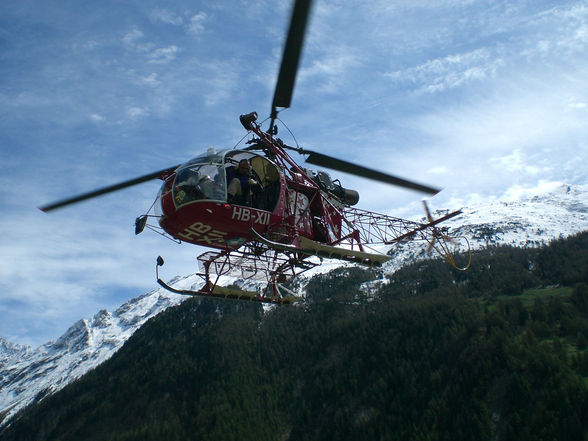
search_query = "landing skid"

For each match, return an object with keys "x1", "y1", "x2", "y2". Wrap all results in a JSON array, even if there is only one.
[
  {"x1": 156, "y1": 276, "x2": 300, "y2": 304},
  {"x1": 249, "y1": 229, "x2": 391, "y2": 267},
  {"x1": 155, "y1": 254, "x2": 305, "y2": 304}
]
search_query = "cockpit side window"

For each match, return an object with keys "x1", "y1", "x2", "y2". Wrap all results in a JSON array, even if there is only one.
[
  {"x1": 224, "y1": 152, "x2": 281, "y2": 211},
  {"x1": 173, "y1": 164, "x2": 226, "y2": 206}
]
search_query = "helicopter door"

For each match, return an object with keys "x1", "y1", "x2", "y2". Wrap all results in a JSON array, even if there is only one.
[
  {"x1": 225, "y1": 151, "x2": 281, "y2": 211},
  {"x1": 250, "y1": 156, "x2": 280, "y2": 211}
]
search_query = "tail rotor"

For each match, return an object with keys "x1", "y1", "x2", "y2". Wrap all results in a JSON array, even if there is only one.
[{"x1": 423, "y1": 201, "x2": 471, "y2": 271}]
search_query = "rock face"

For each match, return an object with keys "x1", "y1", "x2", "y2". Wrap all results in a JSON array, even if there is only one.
[{"x1": 1, "y1": 183, "x2": 587, "y2": 427}]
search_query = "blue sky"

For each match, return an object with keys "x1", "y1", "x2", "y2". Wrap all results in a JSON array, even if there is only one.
[{"x1": 1, "y1": 0, "x2": 587, "y2": 346}]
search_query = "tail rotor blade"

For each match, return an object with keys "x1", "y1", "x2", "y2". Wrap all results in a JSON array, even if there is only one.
[{"x1": 423, "y1": 200, "x2": 434, "y2": 223}]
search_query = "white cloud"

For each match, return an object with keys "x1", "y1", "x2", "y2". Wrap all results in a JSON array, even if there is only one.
[
  {"x1": 411, "y1": 73, "x2": 588, "y2": 154},
  {"x1": 122, "y1": 28, "x2": 180, "y2": 64},
  {"x1": 147, "y1": 45, "x2": 180, "y2": 64},
  {"x1": 489, "y1": 149, "x2": 542, "y2": 174},
  {"x1": 501, "y1": 180, "x2": 564, "y2": 201},
  {"x1": 428, "y1": 165, "x2": 450, "y2": 175},
  {"x1": 298, "y1": 47, "x2": 362, "y2": 94},
  {"x1": 196, "y1": 60, "x2": 241, "y2": 106},
  {"x1": 568, "y1": 100, "x2": 587, "y2": 109},
  {"x1": 150, "y1": 9, "x2": 184, "y2": 26},
  {"x1": 127, "y1": 106, "x2": 149, "y2": 119},
  {"x1": 520, "y1": 4, "x2": 588, "y2": 59},
  {"x1": 137, "y1": 73, "x2": 161, "y2": 87},
  {"x1": 188, "y1": 12, "x2": 208, "y2": 35},
  {"x1": 122, "y1": 28, "x2": 144, "y2": 48},
  {"x1": 386, "y1": 48, "x2": 504, "y2": 93},
  {"x1": 560, "y1": 4, "x2": 588, "y2": 45},
  {"x1": 1, "y1": 91, "x2": 51, "y2": 109}
]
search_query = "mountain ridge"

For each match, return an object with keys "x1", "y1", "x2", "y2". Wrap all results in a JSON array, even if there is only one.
[{"x1": 1, "y1": 183, "x2": 587, "y2": 427}]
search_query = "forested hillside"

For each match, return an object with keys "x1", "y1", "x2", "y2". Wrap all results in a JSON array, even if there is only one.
[{"x1": 2, "y1": 232, "x2": 587, "y2": 441}]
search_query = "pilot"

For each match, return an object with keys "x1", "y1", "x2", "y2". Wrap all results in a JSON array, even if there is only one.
[
  {"x1": 196, "y1": 174, "x2": 223, "y2": 200},
  {"x1": 227, "y1": 159, "x2": 261, "y2": 206}
]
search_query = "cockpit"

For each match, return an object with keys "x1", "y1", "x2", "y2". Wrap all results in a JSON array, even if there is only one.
[
  {"x1": 173, "y1": 163, "x2": 226, "y2": 205},
  {"x1": 157, "y1": 149, "x2": 281, "y2": 212}
]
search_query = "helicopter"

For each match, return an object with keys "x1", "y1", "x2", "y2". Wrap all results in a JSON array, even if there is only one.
[{"x1": 40, "y1": 0, "x2": 470, "y2": 304}]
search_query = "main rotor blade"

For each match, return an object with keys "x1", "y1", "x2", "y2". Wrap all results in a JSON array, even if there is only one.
[
  {"x1": 272, "y1": 0, "x2": 313, "y2": 111},
  {"x1": 304, "y1": 151, "x2": 441, "y2": 195},
  {"x1": 39, "y1": 165, "x2": 179, "y2": 212}
]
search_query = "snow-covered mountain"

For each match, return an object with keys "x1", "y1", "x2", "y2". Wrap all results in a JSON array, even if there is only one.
[
  {"x1": 1, "y1": 183, "x2": 588, "y2": 427},
  {"x1": 384, "y1": 183, "x2": 588, "y2": 273},
  {"x1": 0, "y1": 278, "x2": 199, "y2": 426},
  {"x1": 0, "y1": 340, "x2": 31, "y2": 366}
]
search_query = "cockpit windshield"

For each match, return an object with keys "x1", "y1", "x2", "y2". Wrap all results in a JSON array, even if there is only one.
[
  {"x1": 173, "y1": 163, "x2": 226, "y2": 206},
  {"x1": 160, "y1": 148, "x2": 281, "y2": 210},
  {"x1": 180, "y1": 149, "x2": 225, "y2": 168}
]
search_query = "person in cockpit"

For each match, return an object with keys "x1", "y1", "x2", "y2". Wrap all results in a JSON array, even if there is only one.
[{"x1": 227, "y1": 159, "x2": 261, "y2": 206}]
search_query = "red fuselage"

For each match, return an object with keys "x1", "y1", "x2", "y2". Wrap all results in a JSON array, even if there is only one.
[{"x1": 156, "y1": 149, "x2": 289, "y2": 250}]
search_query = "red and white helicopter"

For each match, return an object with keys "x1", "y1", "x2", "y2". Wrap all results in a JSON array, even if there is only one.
[{"x1": 41, "y1": 0, "x2": 470, "y2": 304}]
